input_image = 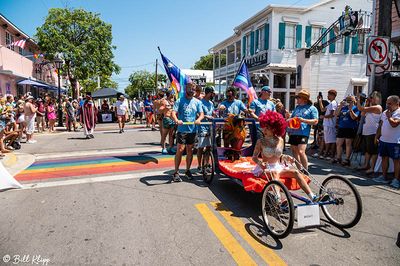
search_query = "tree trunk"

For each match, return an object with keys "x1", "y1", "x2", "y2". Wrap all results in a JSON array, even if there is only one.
[
  {"x1": 70, "y1": 78, "x2": 79, "y2": 99},
  {"x1": 374, "y1": 0, "x2": 393, "y2": 93}
]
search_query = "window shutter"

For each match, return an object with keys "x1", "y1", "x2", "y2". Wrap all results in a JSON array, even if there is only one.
[
  {"x1": 351, "y1": 34, "x2": 359, "y2": 54},
  {"x1": 278, "y1": 22, "x2": 286, "y2": 49},
  {"x1": 329, "y1": 29, "x2": 335, "y2": 53},
  {"x1": 242, "y1": 35, "x2": 246, "y2": 56},
  {"x1": 321, "y1": 28, "x2": 327, "y2": 53},
  {"x1": 255, "y1": 30, "x2": 259, "y2": 53},
  {"x1": 296, "y1": 24, "x2": 302, "y2": 48},
  {"x1": 305, "y1": 26, "x2": 312, "y2": 47},
  {"x1": 344, "y1": 36, "x2": 350, "y2": 54},
  {"x1": 250, "y1": 31, "x2": 255, "y2": 55},
  {"x1": 264, "y1": 24, "x2": 269, "y2": 50}
]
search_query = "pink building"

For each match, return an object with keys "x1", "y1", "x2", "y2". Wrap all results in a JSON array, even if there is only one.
[{"x1": 0, "y1": 13, "x2": 60, "y2": 98}]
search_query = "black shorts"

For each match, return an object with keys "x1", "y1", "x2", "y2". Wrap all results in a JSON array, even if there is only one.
[
  {"x1": 337, "y1": 128, "x2": 357, "y2": 139},
  {"x1": 177, "y1": 132, "x2": 196, "y2": 145},
  {"x1": 362, "y1": 134, "x2": 378, "y2": 155},
  {"x1": 135, "y1": 112, "x2": 143, "y2": 118},
  {"x1": 288, "y1": 135, "x2": 309, "y2": 145}
]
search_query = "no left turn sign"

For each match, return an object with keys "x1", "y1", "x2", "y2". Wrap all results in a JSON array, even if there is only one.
[{"x1": 367, "y1": 36, "x2": 390, "y2": 65}]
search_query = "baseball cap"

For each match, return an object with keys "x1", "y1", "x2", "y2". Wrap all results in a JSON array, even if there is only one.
[
  {"x1": 204, "y1": 86, "x2": 214, "y2": 94},
  {"x1": 261, "y1": 86, "x2": 272, "y2": 93}
]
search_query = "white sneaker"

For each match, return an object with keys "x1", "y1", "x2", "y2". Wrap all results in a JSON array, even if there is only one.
[
  {"x1": 27, "y1": 140, "x2": 37, "y2": 144},
  {"x1": 312, "y1": 153, "x2": 319, "y2": 158},
  {"x1": 390, "y1": 179, "x2": 400, "y2": 189},
  {"x1": 325, "y1": 156, "x2": 331, "y2": 161},
  {"x1": 373, "y1": 175, "x2": 390, "y2": 184}
]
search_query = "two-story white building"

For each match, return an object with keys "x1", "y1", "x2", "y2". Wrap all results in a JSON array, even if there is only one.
[{"x1": 210, "y1": 0, "x2": 372, "y2": 110}]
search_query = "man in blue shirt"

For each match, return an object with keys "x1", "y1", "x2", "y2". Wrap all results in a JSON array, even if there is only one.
[
  {"x1": 218, "y1": 87, "x2": 247, "y2": 117},
  {"x1": 196, "y1": 86, "x2": 215, "y2": 172},
  {"x1": 172, "y1": 82, "x2": 204, "y2": 182},
  {"x1": 250, "y1": 86, "x2": 275, "y2": 120},
  {"x1": 287, "y1": 89, "x2": 319, "y2": 171}
]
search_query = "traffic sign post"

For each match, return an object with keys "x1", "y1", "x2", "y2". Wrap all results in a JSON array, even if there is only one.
[
  {"x1": 367, "y1": 36, "x2": 390, "y2": 65},
  {"x1": 366, "y1": 36, "x2": 390, "y2": 94}
]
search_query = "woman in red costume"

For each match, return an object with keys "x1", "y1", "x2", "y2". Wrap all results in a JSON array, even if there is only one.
[{"x1": 252, "y1": 111, "x2": 327, "y2": 202}]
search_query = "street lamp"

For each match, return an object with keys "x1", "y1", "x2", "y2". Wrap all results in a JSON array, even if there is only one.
[{"x1": 54, "y1": 57, "x2": 64, "y2": 127}]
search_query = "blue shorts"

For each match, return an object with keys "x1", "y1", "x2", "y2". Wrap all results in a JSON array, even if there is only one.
[{"x1": 378, "y1": 141, "x2": 400, "y2": 160}]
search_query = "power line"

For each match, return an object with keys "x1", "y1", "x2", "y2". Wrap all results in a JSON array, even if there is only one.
[{"x1": 119, "y1": 62, "x2": 154, "y2": 69}]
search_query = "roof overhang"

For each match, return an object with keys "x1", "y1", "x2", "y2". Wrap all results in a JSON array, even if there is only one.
[
  {"x1": 351, "y1": 78, "x2": 368, "y2": 85},
  {"x1": 0, "y1": 13, "x2": 38, "y2": 46}
]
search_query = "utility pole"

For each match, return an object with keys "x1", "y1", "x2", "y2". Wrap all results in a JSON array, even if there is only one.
[
  {"x1": 374, "y1": 0, "x2": 392, "y2": 93},
  {"x1": 155, "y1": 58, "x2": 158, "y2": 90}
]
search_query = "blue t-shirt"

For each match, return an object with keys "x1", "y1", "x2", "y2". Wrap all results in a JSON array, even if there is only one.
[
  {"x1": 288, "y1": 104, "x2": 319, "y2": 137},
  {"x1": 219, "y1": 99, "x2": 246, "y2": 117},
  {"x1": 144, "y1": 99, "x2": 153, "y2": 112},
  {"x1": 338, "y1": 106, "x2": 360, "y2": 129},
  {"x1": 173, "y1": 96, "x2": 203, "y2": 133},
  {"x1": 249, "y1": 99, "x2": 275, "y2": 116},
  {"x1": 198, "y1": 99, "x2": 214, "y2": 135}
]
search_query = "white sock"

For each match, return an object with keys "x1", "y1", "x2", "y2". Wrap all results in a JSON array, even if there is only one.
[{"x1": 308, "y1": 193, "x2": 315, "y2": 200}]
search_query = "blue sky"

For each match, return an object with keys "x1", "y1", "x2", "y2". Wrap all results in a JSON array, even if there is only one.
[{"x1": 0, "y1": 0, "x2": 319, "y2": 89}]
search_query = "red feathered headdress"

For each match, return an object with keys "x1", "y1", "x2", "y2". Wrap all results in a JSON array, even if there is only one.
[{"x1": 259, "y1": 111, "x2": 287, "y2": 137}]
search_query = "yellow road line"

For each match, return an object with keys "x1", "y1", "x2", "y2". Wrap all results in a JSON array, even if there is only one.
[
  {"x1": 210, "y1": 202, "x2": 287, "y2": 266},
  {"x1": 195, "y1": 203, "x2": 257, "y2": 266}
]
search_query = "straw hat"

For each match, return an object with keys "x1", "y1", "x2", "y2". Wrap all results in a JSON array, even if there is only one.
[{"x1": 296, "y1": 89, "x2": 312, "y2": 104}]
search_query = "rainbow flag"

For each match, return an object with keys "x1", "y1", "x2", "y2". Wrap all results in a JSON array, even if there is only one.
[
  {"x1": 158, "y1": 48, "x2": 191, "y2": 98},
  {"x1": 232, "y1": 61, "x2": 257, "y2": 104}
]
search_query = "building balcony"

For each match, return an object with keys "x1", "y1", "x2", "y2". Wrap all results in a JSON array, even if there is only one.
[{"x1": 0, "y1": 45, "x2": 34, "y2": 78}]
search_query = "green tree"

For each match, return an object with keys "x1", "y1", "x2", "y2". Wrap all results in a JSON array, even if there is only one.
[
  {"x1": 125, "y1": 70, "x2": 166, "y2": 98},
  {"x1": 193, "y1": 54, "x2": 213, "y2": 70},
  {"x1": 36, "y1": 8, "x2": 120, "y2": 99}
]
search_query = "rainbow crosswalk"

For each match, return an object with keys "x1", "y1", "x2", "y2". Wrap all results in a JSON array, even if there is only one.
[{"x1": 15, "y1": 152, "x2": 191, "y2": 182}]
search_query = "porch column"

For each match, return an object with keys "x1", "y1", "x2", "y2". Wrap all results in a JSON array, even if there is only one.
[
  {"x1": 286, "y1": 73, "x2": 291, "y2": 110},
  {"x1": 234, "y1": 42, "x2": 237, "y2": 63},
  {"x1": 269, "y1": 71, "x2": 274, "y2": 90}
]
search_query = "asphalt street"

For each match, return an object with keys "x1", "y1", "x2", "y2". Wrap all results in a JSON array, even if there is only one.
[{"x1": 0, "y1": 124, "x2": 399, "y2": 266}]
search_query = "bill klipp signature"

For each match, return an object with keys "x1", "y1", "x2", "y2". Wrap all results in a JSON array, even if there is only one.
[{"x1": 2, "y1": 254, "x2": 50, "y2": 265}]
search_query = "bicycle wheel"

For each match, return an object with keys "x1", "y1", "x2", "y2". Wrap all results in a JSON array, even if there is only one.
[
  {"x1": 202, "y1": 149, "x2": 215, "y2": 184},
  {"x1": 261, "y1": 180, "x2": 294, "y2": 238},
  {"x1": 320, "y1": 175, "x2": 362, "y2": 228}
]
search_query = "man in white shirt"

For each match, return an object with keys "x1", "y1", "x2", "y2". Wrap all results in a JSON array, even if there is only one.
[
  {"x1": 319, "y1": 89, "x2": 338, "y2": 160},
  {"x1": 114, "y1": 94, "x2": 129, "y2": 133},
  {"x1": 373, "y1": 95, "x2": 400, "y2": 189}
]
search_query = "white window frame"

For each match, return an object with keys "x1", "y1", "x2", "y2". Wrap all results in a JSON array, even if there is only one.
[
  {"x1": 357, "y1": 33, "x2": 365, "y2": 54},
  {"x1": 5, "y1": 31, "x2": 14, "y2": 51},
  {"x1": 311, "y1": 26, "x2": 322, "y2": 46},
  {"x1": 285, "y1": 24, "x2": 296, "y2": 49},
  {"x1": 246, "y1": 33, "x2": 251, "y2": 56},
  {"x1": 336, "y1": 37, "x2": 345, "y2": 54}
]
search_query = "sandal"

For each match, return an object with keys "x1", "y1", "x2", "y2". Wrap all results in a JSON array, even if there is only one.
[{"x1": 342, "y1": 159, "x2": 350, "y2": 166}]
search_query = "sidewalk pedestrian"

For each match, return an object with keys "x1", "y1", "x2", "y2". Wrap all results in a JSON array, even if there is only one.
[
  {"x1": 80, "y1": 93, "x2": 97, "y2": 139},
  {"x1": 65, "y1": 97, "x2": 77, "y2": 132},
  {"x1": 318, "y1": 89, "x2": 338, "y2": 160},
  {"x1": 171, "y1": 82, "x2": 204, "y2": 182},
  {"x1": 287, "y1": 89, "x2": 319, "y2": 171},
  {"x1": 36, "y1": 98, "x2": 46, "y2": 133},
  {"x1": 23, "y1": 96, "x2": 37, "y2": 143},
  {"x1": 373, "y1": 95, "x2": 400, "y2": 188},
  {"x1": 46, "y1": 98, "x2": 57, "y2": 133},
  {"x1": 333, "y1": 95, "x2": 360, "y2": 166},
  {"x1": 144, "y1": 95, "x2": 155, "y2": 130},
  {"x1": 357, "y1": 91, "x2": 382, "y2": 174},
  {"x1": 114, "y1": 94, "x2": 129, "y2": 133},
  {"x1": 159, "y1": 91, "x2": 176, "y2": 154}
]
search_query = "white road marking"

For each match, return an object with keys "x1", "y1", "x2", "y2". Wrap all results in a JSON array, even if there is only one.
[
  {"x1": 18, "y1": 170, "x2": 168, "y2": 190},
  {"x1": 34, "y1": 146, "x2": 161, "y2": 160}
]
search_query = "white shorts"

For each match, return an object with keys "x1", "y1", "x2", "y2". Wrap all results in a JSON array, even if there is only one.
[
  {"x1": 25, "y1": 114, "x2": 36, "y2": 134},
  {"x1": 323, "y1": 126, "x2": 336, "y2": 144},
  {"x1": 253, "y1": 163, "x2": 289, "y2": 177}
]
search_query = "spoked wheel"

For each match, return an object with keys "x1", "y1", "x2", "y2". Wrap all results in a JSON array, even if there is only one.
[
  {"x1": 320, "y1": 175, "x2": 362, "y2": 228},
  {"x1": 201, "y1": 149, "x2": 215, "y2": 184},
  {"x1": 261, "y1": 180, "x2": 294, "y2": 238}
]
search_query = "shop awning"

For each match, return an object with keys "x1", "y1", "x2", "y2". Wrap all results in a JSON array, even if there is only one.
[
  {"x1": 17, "y1": 79, "x2": 50, "y2": 87},
  {"x1": 92, "y1": 88, "x2": 128, "y2": 99}
]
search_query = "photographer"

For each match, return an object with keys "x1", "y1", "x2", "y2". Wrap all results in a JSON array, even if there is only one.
[{"x1": 332, "y1": 95, "x2": 360, "y2": 166}]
